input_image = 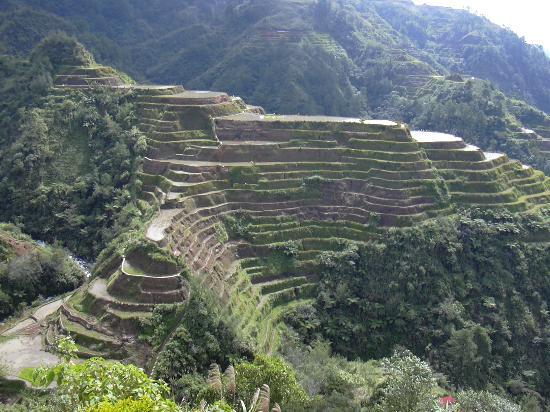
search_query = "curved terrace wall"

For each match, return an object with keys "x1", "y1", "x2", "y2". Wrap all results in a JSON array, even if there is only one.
[{"x1": 49, "y1": 72, "x2": 550, "y2": 357}]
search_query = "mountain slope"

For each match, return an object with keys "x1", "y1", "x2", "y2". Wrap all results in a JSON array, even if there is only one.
[
  {"x1": 369, "y1": 0, "x2": 550, "y2": 112},
  {"x1": 0, "y1": 35, "x2": 548, "y2": 409},
  {"x1": 2, "y1": 0, "x2": 549, "y2": 178},
  {"x1": 1, "y1": 0, "x2": 549, "y2": 115}
]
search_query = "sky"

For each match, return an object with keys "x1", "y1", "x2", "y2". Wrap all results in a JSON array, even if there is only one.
[{"x1": 412, "y1": 0, "x2": 550, "y2": 52}]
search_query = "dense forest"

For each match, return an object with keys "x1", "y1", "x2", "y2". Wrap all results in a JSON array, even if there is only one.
[
  {"x1": 284, "y1": 209, "x2": 550, "y2": 403},
  {"x1": 0, "y1": 35, "x2": 150, "y2": 259}
]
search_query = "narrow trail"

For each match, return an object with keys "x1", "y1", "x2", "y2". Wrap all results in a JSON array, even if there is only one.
[
  {"x1": 0, "y1": 295, "x2": 71, "y2": 379},
  {"x1": 1, "y1": 295, "x2": 70, "y2": 336}
]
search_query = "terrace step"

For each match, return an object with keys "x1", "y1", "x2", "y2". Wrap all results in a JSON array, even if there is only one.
[
  {"x1": 88, "y1": 278, "x2": 156, "y2": 312},
  {"x1": 57, "y1": 313, "x2": 125, "y2": 357},
  {"x1": 258, "y1": 276, "x2": 311, "y2": 295}
]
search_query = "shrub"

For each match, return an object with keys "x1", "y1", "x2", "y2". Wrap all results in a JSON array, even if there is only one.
[
  {"x1": 88, "y1": 396, "x2": 177, "y2": 412},
  {"x1": 235, "y1": 355, "x2": 309, "y2": 410},
  {"x1": 222, "y1": 212, "x2": 251, "y2": 240},
  {"x1": 455, "y1": 390, "x2": 521, "y2": 412},
  {"x1": 228, "y1": 166, "x2": 260, "y2": 187},
  {"x1": 34, "y1": 357, "x2": 178, "y2": 412},
  {"x1": 373, "y1": 349, "x2": 438, "y2": 412}
]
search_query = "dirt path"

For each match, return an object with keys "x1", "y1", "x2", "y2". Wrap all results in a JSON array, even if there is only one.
[
  {"x1": 2, "y1": 296, "x2": 69, "y2": 336},
  {"x1": 0, "y1": 335, "x2": 60, "y2": 379},
  {"x1": 0, "y1": 295, "x2": 70, "y2": 379}
]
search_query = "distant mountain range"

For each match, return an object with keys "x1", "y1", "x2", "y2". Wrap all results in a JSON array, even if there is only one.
[{"x1": 1, "y1": 0, "x2": 549, "y2": 173}]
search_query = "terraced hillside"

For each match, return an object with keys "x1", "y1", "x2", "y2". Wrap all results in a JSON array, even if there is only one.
[{"x1": 45, "y1": 65, "x2": 550, "y2": 361}]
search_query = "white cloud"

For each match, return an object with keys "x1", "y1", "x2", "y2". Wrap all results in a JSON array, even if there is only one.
[{"x1": 412, "y1": 0, "x2": 550, "y2": 50}]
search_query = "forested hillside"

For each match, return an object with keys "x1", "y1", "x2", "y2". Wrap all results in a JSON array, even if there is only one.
[
  {"x1": 1, "y1": 0, "x2": 549, "y2": 173},
  {"x1": 0, "y1": 35, "x2": 150, "y2": 259},
  {"x1": 0, "y1": 0, "x2": 548, "y2": 114}
]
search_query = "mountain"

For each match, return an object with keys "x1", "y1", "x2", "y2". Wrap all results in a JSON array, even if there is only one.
[
  {"x1": 1, "y1": 0, "x2": 549, "y2": 115},
  {"x1": 0, "y1": 35, "x2": 548, "y2": 408},
  {"x1": 1, "y1": 0, "x2": 549, "y2": 176},
  {"x1": 0, "y1": 5, "x2": 549, "y2": 411}
]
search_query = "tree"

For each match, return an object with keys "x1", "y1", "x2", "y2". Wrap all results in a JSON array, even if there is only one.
[
  {"x1": 235, "y1": 355, "x2": 309, "y2": 410},
  {"x1": 374, "y1": 349, "x2": 439, "y2": 412},
  {"x1": 446, "y1": 325, "x2": 492, "y2": 388},
  {"x1": 30, "y1": 32, "x2": 94, "y2": 70},
  {"x1": 33, "y1": 337, "x2": 179, "y2": 412},
  {"x1": 456, "y1": 390, "x2": 521, "y2": 412}
]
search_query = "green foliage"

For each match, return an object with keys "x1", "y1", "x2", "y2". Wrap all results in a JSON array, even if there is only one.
[
  {"x1": 264, "y1": 241, "x2": 300, "y2": 276},
  {"x1": 18, "y1": 367, "x2": 40, "y2": 385},
  {"x1": 89, "y1": 396, "x2": 176, "y2": 412},
  {"x1": 0, "y1": 235, "x2": 84, "y2": 321},
  {"x1": 282, "y1": 338, "x2": 383, "y2": 409},
  {"x1": 268, "y1": 240, "x2": 299, "y2": 258},
  {"x1": 125, "y1": 240, "x2": 182, "y2": 270},
  {"x1": 301, "y1": 175, "x2": 325, "y2": 196},
  {"x1": 56, "y1": 335, "x2": 79, "y2": 362},
  {"x1": 34, "y1": 356, "x2": 177, "y2": 412},
  {"x1": 455, "y1": 390, "x2": 521, "y2": 412},
  {"x1": 30, "y1": 32, "x2": 94, "y2": 70},
  {"x1": 140, "y1": 304, "x2": 185, "y2": 349},
  {"x1": 228, "y1": 166, "x2": 260, "y2": 187},
  {"x1": 373, "y1": 349, "x2": 438, "y2": 412},
  {"x1": 222, "y1": 212, "x2": 251, "y2": 240},
  {"x1": 282, "y1": 304, "x2": 321, "y2": 345},
  {"x1": 235, "y1": 355, "x2": 309, "y2": 410},
  {"x1": 214, "y1": 223, "x2": 229, "y2": 245},
  {"x1": 446, "y1": 325, "x2": 492, "y2": 389},
  {"x1": 152, "y1": 285, "x2": 252, "y2": 399},
  {"x1": 0, "y1": 40, "x2": 148, "y2": 259},
  {"x1": 312, "y1": 210, "x2": 550, "y2": 401}
]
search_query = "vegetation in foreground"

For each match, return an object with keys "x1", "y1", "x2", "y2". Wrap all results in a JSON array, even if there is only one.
[{"x1": 0, "y1": 337, "x2": 526, "y2": 411}]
